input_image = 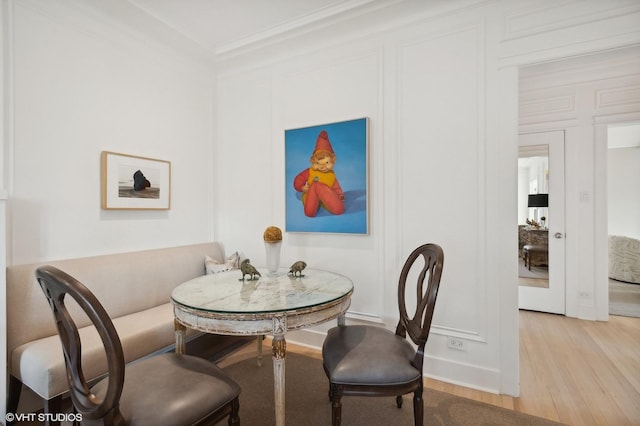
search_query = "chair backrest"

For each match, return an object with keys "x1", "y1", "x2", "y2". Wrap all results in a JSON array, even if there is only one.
[
  {"x1": 395, "y1": 243, "x2": 444, "y2": 354},
  {"x1": 36, "y1": 265, "x2": 125, "y2": 423}
]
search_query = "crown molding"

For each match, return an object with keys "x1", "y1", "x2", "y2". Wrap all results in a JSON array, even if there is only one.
[{"x1": 215, "y1": 0, "x2": 381, "y2": 56}]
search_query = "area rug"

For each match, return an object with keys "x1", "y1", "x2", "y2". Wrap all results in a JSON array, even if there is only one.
[
  {"x1": 609, "y1": 278, "x2": 640, "y2": 318},
  {"x1": 221, "y1": 353, "x2": 564, "y2": 426},
  {"x1": 518, "y1": 258, "x2": 549, "y2": 280}
]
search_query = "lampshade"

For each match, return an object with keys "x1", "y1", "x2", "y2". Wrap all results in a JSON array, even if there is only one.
[{"x1": 528, "y1": 194, "x2": 548, "y2": 208}]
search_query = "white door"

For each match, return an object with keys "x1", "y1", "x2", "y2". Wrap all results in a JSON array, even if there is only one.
[{"x1": 518, "y1": 131, "x2": 566, "y2": 314}]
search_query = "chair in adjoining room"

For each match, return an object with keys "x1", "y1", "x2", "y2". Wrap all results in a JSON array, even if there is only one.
[
  {"x1": 322, "y1": 243, "x2": 444, "y2": 426},
  {"x1": 35, "y1": 265, "x2": 241, "y2": 426}
]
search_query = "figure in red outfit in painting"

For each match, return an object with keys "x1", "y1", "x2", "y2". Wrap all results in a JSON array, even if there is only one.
[{"x1": 293, "y1": 130, "x2": 345, "y2": 217}]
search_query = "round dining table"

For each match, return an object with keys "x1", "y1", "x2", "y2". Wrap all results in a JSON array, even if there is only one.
[{"x1": 171, "y1": 268, "x2": 353, "y2": 426}]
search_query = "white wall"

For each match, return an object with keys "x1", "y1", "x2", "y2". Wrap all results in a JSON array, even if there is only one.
[
  {"x1": 215, "y1": 3, "x2": 506, "y2": 393},
  {"x1": 4, "y1": 0, "x2": 217, "y2": 264},
  {"x1": 213, "y1": 0, "x2": 640, "y2": 395},
  {"x1": 1, "y1": 2, "x2": 216, "y2": 416},
  {"x1": 2, "y1": 0, "x2": 640, "y2": 410},
  {"x1": 608, "y1": 147, "x2": 640, "y2": 239}
]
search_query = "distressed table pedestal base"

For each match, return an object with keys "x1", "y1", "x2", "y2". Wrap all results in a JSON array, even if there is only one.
[{"x1": 272, "y1": 319, "x2": 287, "y2": 426}]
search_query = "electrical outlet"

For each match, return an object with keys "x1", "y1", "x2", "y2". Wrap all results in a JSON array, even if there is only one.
[
  {"x1": 579, "y1": 291, "x2": 592, "y2": 298},
  {"x1": 447, "y1": 337, "x2": 466, "y2": 351}
]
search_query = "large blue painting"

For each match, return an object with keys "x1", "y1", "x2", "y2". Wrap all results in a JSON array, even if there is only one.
[{"x1": 285, "y1": 117, "x2": 368, "y2": 234}]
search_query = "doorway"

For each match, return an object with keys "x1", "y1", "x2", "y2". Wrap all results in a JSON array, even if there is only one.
[{"x1": 518, "y1": 131, "x2": 566, "y2": 315}]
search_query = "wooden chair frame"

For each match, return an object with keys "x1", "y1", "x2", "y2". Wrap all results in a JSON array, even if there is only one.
[
  {"x1": 35, "y1": 265, "x2": 240, "y2": 425},
  {"x1": 324, "y1": 243, "x2": 444, "y2": 426}
]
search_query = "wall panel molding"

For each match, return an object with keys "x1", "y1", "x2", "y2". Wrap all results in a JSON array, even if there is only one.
[
  {"x1": 498, "y1": 1, "x2": 640, "y2": 67},
  {"x1": 219, "y1": 44, "x2": 386, "y2": 319},
  {"x1": 519, "y1": 45, "x2": 640, "y2": 90},
  {"x1": 502, "y1": 0, "x2": 640, "y2": 41},
  {"x1": 396, "y1": 20, "x2": 488, "y2": 343},
  {"x1": 519, "y1": 94, "x2": 577, "y2": 124},
  {"x1": 520, "y1": 46, "x2": 640, "y2": 128},
  {"x1": 596, "y1": 84, "x2": 640, "y2": 111}
]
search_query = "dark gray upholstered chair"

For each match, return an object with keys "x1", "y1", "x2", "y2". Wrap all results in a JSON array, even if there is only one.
[
  {"x1": 35, "y1": 265, "x2": 241, "y2": 426},
  {"x1": 322, "y1": 243, "x2": 444, "y2": 426}
]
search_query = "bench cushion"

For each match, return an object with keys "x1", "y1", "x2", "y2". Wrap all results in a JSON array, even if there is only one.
[
  {"x1": 6, "y1": 243, "x2": 223, "y2": 399},
  {"x1": 11, "y1": 303, "x2": 199, "y2": 399}
]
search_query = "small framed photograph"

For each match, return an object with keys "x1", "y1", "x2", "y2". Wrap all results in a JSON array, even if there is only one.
[
  {"x1": 101, "y1": 151, "x2": 171, "y2": 210},
  {"x1": 285, "y1": 117, "x2": 368, "y2": 234}
]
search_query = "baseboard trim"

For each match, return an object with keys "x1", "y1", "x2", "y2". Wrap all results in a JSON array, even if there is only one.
[{"x1": 285, "y1": 324, "x2": 504, "y2": 396}]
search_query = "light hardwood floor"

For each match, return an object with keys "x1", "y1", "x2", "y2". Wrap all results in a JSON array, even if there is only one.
[
  {"x1": 512, "y1": 311, "x2": 640, "y2": 425},
  {"x1": 223, "y1": 311, "x2": 640, "y2": 426}
]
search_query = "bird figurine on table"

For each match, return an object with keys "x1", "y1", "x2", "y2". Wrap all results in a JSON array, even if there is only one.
[
  {"x1": 288, "y1": 261, "x2": 307, "y2": 277},
  {"x1": 239, "y1": 259, "x2": 261, "y2": 281}
]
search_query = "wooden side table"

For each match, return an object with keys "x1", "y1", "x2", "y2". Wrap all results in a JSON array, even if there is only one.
[{"x1": 523, "y1": 244, "x2": 548, "y2": 270}]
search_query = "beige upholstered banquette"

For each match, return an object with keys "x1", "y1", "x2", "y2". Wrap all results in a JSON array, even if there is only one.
[{"x1": 6, "y1": 242, "x2": 226, "y2": 414}]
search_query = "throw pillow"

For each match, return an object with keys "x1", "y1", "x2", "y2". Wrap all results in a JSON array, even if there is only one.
[{"x1": 205, "y1": 252, "x2": 241, "y2": 274}]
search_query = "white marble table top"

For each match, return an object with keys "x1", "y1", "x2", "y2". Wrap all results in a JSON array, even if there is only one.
[{"x1": 171, "y1": 268, "x2": 353, "y2": 314}]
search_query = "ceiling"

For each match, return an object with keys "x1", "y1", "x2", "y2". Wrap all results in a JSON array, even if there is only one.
[{"x1": 127, "y1": 0, "x2": 379, "y2": 55}]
